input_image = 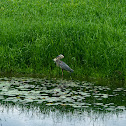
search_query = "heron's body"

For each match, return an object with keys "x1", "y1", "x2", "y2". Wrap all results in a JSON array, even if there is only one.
[
  {"x1": 56, "y1": 60, "x2": 74, "y2": 72},
  {"x1": 53, "y1": 54, "x2": 74, "y2": 77}
]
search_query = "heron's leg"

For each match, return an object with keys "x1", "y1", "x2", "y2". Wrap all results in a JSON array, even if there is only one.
[{"x1": 62, "y1": 69, "x2": 63, "y2": 78}]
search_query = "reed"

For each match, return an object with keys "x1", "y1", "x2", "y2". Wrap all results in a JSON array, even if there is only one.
[{"x1": 0, "y1": 0, "x2": 125, "y2": 80}]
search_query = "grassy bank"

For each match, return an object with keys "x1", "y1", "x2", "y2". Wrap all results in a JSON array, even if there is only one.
[{"x1": 0, "y1": 0, "x2": 125, "y2": 80}]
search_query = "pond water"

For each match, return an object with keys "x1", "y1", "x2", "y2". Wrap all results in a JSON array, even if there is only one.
[{"x1": 0, "y1": 77, "x2": 126, "y2": 126}]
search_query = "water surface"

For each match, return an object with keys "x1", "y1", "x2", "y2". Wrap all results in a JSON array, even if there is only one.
[{"x1": 0, "y1": 77, "x2": 126, "y2": 126}]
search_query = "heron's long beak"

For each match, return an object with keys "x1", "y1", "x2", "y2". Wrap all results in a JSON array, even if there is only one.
[{"x1": 53, "y1": 58, "x2": 57, "y2": 62}]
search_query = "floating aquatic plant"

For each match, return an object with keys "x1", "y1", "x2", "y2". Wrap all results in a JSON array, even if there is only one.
[{"x1": 0, "y1": 77, "x2": 126, "y2": 111}]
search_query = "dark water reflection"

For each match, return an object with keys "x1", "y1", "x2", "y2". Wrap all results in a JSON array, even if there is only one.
[
  {"x1": 0, "y1": 77, "x2": 126, "y2": 126},
  {"x1": 0, "y1": 103, "x2": 126, "y2": 126}
]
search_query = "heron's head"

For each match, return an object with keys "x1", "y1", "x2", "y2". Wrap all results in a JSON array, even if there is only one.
[
  {"x1": 53, "y1": 54, "x2": 64, "y2": 62},
  {"x1": 56, "y1": 54, "x2": 64, "y2": 59}
]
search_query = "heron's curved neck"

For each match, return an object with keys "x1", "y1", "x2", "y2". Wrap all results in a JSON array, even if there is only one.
[{"x1": 56, "y1": 60, "x2": 61, "y2": 66}]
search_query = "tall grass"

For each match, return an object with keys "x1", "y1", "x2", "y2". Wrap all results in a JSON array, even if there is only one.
[{"x1": 0, "y1": 0, "x2": 125, "y2": 80}]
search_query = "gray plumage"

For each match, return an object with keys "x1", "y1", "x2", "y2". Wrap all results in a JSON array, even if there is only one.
[
  {"x1": 53, "y1": 54, "x2": 74, "y2": 76},
  {"x1": 57, "y1": 60, "x2": 74, "y2": 72}
]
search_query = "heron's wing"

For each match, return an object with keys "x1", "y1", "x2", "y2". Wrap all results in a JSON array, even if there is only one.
[{"x1": 59, "y1": 61, "x2": 74, "y2": 72}]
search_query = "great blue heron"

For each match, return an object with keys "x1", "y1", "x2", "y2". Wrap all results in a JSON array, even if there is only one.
[{"x1": 53, "y1": 54, "x2": 74, "y2": 77}]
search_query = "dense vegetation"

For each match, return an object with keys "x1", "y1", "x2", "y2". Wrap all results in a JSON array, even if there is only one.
[{"x1": 0, "y1": 0, "x2": 125, "y2": 80}]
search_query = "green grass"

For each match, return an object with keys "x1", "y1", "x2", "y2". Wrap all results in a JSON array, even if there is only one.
[{"x1": 0, "y1": 0, "x2": 125, "y2": 80}]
